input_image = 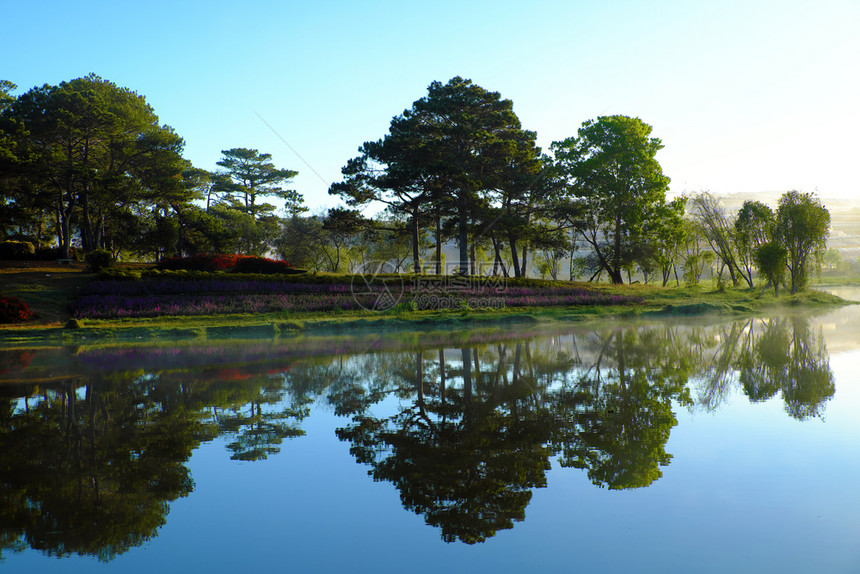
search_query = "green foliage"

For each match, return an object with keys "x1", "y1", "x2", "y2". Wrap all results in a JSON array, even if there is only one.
[
  {"x1": 0, "y1": 239, "x2": 35, "y2": 259},
  {"x1": 214, "y1": 148, "x2": 301, "y2": 218},
  {"x1": 3, "y1": 74, "x2": 187, "y2": 257},
  {"x1": 755, "y1": 242, "x2": 787, "y2": 296},
  {"x1": 85, "y1": 249, "x2": 114, "y2": 272},
  {"x1": 331, "y1": 77, "x2": 541, "y2": 276},
  {"x1": 552, "y1": 115, "x2": 672, "y2": 285},
  {"x1": 774, "y1": 191, "x2": 830, "y2": 294}
]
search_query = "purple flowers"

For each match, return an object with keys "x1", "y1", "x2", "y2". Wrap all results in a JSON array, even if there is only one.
[{"x1": 71, "y1": 278, "x2": 641, "y2": 319}]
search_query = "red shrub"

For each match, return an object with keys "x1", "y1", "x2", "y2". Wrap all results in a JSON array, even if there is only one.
[
  {"x1": 0, "y1": 296, "x2": 34, "y2": 323},
  {"x1": 158, "y1": 254, "x2": 298, "y2": 274}
]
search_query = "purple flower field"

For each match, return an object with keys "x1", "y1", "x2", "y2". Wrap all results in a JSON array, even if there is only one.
[{"x1": 71, "y1": 278, "x2": 642, "y2": 319}]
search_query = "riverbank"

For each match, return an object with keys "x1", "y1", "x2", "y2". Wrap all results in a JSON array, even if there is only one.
[{"x1": 0, "y1": 260, "x2": 853, "y2": 344}]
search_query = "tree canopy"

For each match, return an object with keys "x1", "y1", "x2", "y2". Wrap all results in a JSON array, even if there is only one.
[{"x1": 552, "y1": 115, "x2": 673, "y2": 284}]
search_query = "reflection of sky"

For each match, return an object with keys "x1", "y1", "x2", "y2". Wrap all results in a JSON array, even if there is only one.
[{"x1": 7, "y1": 301, "x2": 860, "y2": 573}]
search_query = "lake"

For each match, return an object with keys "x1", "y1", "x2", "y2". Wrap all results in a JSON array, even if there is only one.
[{"x1": 2, "y1": 290, "x2": 860, "y2": 573}]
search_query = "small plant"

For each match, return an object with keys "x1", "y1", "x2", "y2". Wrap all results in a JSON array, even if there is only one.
[
  {"x1": 0, "y1": 295, "x2": 34, "y2": 323},
  {"x1": 85, "y1": 249, "x2": 114, "y2": 272}
]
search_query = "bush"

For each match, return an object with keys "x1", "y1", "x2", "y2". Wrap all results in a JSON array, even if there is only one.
[
  {"x1": 85, "y1": 249, "x2": 114, "y2": 272},
  {"x1": 158, "y1": 254, "x2": 305, "y2": 275},
  {"x1": 233, "y1": 256, "x2": 299, "y2": 274},
  {"x1": 158, "y1": 254, "x2": 242, "y2": 272},
  {"x1": 0, "y1": 240, "x2": 36, "y2": 260},
  {"x1": 0, "y1": 295, "x2": 34, "y2": 323}
]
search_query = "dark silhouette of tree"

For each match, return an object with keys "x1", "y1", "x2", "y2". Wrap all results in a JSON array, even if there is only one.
[{"x1": 335, "y1": 346, "x2": 554, "y2": 543}]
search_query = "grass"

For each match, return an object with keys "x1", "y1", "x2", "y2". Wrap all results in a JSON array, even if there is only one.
[{"x1": 0, "y1": 260, "x2": 853, "y2": 344}]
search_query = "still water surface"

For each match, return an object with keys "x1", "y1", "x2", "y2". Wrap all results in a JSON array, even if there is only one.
[{"x1": 2, "y1": 291, "x2": 860, "y2": 573}]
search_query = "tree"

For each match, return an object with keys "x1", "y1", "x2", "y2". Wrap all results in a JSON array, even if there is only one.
[
  {"x1": 4, "y1": 75, "x2": 187, "y2": 257},
  {"x1": 755, "y1": 242, "x2": 787, "y2": 296},
  {"x1": 275, "y1": 214, "x2": 326, "y2": 270},
  {"x1": 689, "y1": 192, "x2": 752, "y2": 287},
  {"x1": 552, "y1": 116, "x2": 672, "y2": 284},
  {"x1": 735, "y1": 200, "x2": 775, "y2": 284},
  {"x1": 774, "y1": 191, "x2": 830, "y2": 294},
  {"x1": 214, "y1": 148, "x2": 301, "y2": 218},
  {"x1": 331, "y1": 77, "x2": 540, "y2": 275}
]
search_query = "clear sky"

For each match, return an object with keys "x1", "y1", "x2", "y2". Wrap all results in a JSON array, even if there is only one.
[{"x1": 3, "y1": 0, "x2": 858, "y2": 213}]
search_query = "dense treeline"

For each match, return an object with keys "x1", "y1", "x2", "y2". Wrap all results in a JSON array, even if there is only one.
[{"x1": 0, "y1": 75, "x2": 830, "y2": 290}]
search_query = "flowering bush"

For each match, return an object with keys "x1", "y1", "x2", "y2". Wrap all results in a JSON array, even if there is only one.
[{"x1": 0, "y1": 295, "x2": 34, "y2": 323}]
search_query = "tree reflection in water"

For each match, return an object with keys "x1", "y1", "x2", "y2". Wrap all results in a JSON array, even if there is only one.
[{"x1": 0, "y1": 315, "x2": 836, "y2": 556}]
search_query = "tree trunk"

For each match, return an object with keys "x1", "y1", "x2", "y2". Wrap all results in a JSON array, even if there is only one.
[
  {"x1": 457, "y1": 193, "x2": 469, "y2": 275},
  {"x1": 470, "y1": 242, "x2": 476, "y2": 275},
  {"x1": 508, "y1": 235, "x2": 521, "y2": 278},
  {"x1": 411, "y1": 208, "x2": 421, "y2": 274},
  {"x1": 435, "y1": 210, "x2": 442, "y2": 275}
]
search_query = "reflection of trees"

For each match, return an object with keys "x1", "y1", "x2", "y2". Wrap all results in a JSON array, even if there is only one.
[
  {"x1": 553, "y1": 327, "x2": 693, "y2": 490},
  {"x1": 0, "y1": 361, "x2": 310, "y2": 560},
  {"x1": 0, "y1": 313, "x2": 839, "y2": 555},
  {"x1": 695, "y1": 316, "x2": 835, "y2": 420},
  {"x1": 739, "y1": 317, "x2": 834, "y2": 419},
  {"x1": 335, "y1": 346, "x2": 556, "y2": 544},
  {"x1": 0, "y1": 376, "x2": 202, "y2": 561}
]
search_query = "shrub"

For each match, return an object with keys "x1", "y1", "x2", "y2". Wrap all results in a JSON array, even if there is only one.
[
  {"x1": 233, "y1": 256, "x2": 299, "y2": 274},
  {"x1": 158, "y1": 254, "x2": 242, "y2": 272},
  {"x1": 85, "y1": 249, "x2": 114, "y2": 272},
  {"x1": 0, "y1": 295, "x2": 34, "y2": 323},
  {"x1": 0, "y1": 240, "x2": 36, "y2": 260},
  {"x1": 157, "y1": 254, "x2": 305, "y2": 275}
]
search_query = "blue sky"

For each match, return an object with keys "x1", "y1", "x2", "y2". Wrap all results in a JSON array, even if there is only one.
[{"x1": 4, "y1": 0, "x2": 859, "y2": 212}]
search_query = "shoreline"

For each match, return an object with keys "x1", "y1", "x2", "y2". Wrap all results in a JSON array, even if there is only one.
[{"x1": 1, "y1": 261, "x2": 854, "y2": 345}]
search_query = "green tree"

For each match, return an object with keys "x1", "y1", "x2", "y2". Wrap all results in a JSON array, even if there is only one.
[
  {"x1": 332, "y1": 77, "x2": 540, "y2": 275},
  {"x1": 214, "y1": 148, "x2": 301, "y2": 218},
  {"x1": 755, "y1": 241, "x2": 787, "y2": 296},
  {"x1": 4, "y1": 75, "x2": 187, "y2": 257},
  {"x1": 275, "y1": 214, "x2": 326, "y2": 270},
  {"x1": 735, "y1": 200, "x2": 775, "y2": 281},
  {"x1": 689, "y1": 192, "x2": 752, "y2": 287},
  {"x1": 552, "y1": 116, "x2": 672, "y2": 284},
  {"x1": 774, "y1": 191, "x2": 830, "y2": 294}
]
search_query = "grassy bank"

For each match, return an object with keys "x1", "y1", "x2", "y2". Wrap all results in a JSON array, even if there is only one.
[{"x1": 0, "y1": 261, "x2": 853, "y2": 344}]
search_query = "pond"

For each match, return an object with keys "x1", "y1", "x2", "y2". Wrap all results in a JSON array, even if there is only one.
[{"x1": 2, "y1": 292, "x2": 860, "y2": 573}]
